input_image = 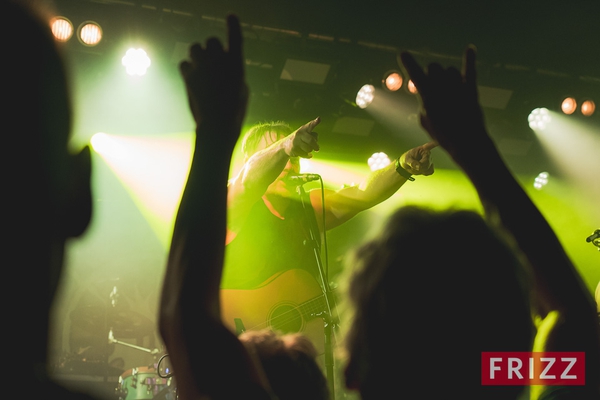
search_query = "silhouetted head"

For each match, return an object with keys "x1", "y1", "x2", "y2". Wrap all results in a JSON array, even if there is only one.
[
  {"x1": 5, "y1": 0, "x2": 92, "y2": 366},
  {"x1": 239, "y1": 329, "x2": 329, "y2": 400},
  {"x1": 342, "y1": 206, "x2": 533, "y2": 399}
]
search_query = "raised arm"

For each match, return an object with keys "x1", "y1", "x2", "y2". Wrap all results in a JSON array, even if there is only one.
[
  {"x1": 158, "y1": 15, "x2": 273, "y2": 400},
  {"x1": 401, "y1": 46, "x2": 600, "y2": 397}
]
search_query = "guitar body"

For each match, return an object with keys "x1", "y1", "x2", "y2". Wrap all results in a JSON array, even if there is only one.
[{"x1": 220, "y1": 269, "x2": 328, "y2": 355}]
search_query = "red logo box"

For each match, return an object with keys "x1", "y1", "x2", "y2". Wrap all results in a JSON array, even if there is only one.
[{"x1": 481, "y1": 352, "x2": 585, "y2": 385}]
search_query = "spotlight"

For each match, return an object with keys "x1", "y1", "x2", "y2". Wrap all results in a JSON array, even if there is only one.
[
  {"x1": 78, "y1": 21, "x2": 102, "y2": 46},
  {"x1": 560, "y1": 97, "x2": 577, "y2": 115},
  {"x1": 382, "y1": 70, "x2": 403, "y2": 92},
  {"x1": 50, "y1": 17, "x2": 73, "y2": 42},
  {"x1": 533, "y1": 171, "x2": 549, "y2": 190},
  {"x1": 122, "y1": 48, "x2": 151, "y2": 76},
  {"x1": 406, "y1": 79, "x2": 418, "y2": 94},
  {"x1": 91, "y1": 132, "x2": 127, "y2": 159},
  {"x1": 367, "y1": 152, "x2": 391, "y2": 171},
  {"x1": 528, "y1": 108, "x2": 551, "y2": 130},
  {"x1": 299, "y1": 158, "x2": 312, "y2": 173},
  {"x1": 356, "y1": 84, "x2": 375, "y2": 109},
  {"x1": 581, "y1": 99, "x2": 595, "y2": 117}
]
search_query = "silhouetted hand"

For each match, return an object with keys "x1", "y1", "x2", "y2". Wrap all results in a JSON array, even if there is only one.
[
  {"x1": 283, "y1": 117, "x2": 321, "y2": 158},
  {"x1": 179, "y1": 15, "x2": 248, "y2": 152},
  {"x1": 400, "y1": 46, "x2": 494, "y2": 163},
  {"x1": 399, "y1": 141, "x2": 437, "y2": 175}
]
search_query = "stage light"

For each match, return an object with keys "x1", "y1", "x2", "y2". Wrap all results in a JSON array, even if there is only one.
[
  {"x1": 528, "y1": 108, "x2": 551, "y2": 130},
  {"x1": 50, "y1": 17, "x2": 73, "y2": 42},
  {"x1": 581, "y1": 99, "x2": 595, "y2": 116},
  {"x1": 299, "y1": 158, "x2": 312, "y2": 173},
  {"x1": 356, "y1": 84, "x2": 375, "y2": 109},
  {"x1": 406, "y1": 79, "x2": 418, "y2": 94},
  {"x1": 122, "y1": 48, "x2": 151, "y2": 76},
  {"x1": 367, "y1": 152, "x2": 391, "y2": 171},
  {"x1": 78, "y1": 21, "x2": 102, "y2": 46},
  {"x1": 533, "y1": 171, "x2": 549, "y2": 190},
  {"x1": 90, "y1": 132, "x2": 127, "y2": 159},
  {"x1": 560, "y1": 97, "x2": 577, "y2": 115},
  {"x1": 382, "y1": 70, "x2": 403, "y2": 92}
]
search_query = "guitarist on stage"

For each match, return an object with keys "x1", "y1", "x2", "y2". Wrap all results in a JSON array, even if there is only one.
[
  {"x1": 224, "y1": 120, "x2": 436, "y2": 290},
  {"x1": 222, "y1": 119, "x2": 437, "y2": 334}
]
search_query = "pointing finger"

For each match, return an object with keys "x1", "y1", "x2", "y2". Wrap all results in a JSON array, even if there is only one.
[
  {"x1": 422, "y1": 141, "x2": 439, "y2": 151},
  {"x1": 303, "y1": 116, "x2": 321, "y2": 132}
]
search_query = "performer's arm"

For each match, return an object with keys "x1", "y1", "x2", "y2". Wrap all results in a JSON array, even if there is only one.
[
  {"x1": 227, "y1": 118, "x2": 320, "y2": 236},
  {"x1": 311, "y1": 141, "x2": 436, "y2": 231}
]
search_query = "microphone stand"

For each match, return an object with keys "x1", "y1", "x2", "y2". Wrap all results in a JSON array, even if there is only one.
[
  {"x1": 296, "y1": 183, "x2": 337, "y2": 400},
  {"x1": 586, "y1": 229, "x2": 600, "y2": 250}
]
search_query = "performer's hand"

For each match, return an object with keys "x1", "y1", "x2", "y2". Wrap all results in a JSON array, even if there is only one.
[
  {"x1": 179, "y1": 15, "x2": 248, "y2": 152},
  {"x1": 399, "y1": 46, "x2": 493, "y2": 163},
  {"x1": 283, "y1": 117, "x2": 321, "y2": 159},
  {"x1": 399, "y1": 141, "x2": 437, "y2": 176}
]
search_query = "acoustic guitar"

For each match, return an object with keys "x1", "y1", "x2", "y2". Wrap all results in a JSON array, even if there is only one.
[{"x1": 220, "y1": 268, "x2": 333, "y2": 355}]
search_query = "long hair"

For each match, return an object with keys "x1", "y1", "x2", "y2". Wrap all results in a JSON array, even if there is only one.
[{"x1": 241, "y1": 121, "x2": 293, "y2": 160}]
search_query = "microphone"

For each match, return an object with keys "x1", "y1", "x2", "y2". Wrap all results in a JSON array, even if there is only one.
[
  {"x1": 286, "y1": 174, "x2": 321, "y2": 184},
  {"x1": 586, "y1": 229, "x2": 600, "y2": 243}
]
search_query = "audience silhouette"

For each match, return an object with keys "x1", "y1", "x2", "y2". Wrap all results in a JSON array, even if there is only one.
[
  {"x1": 339, "y1": 46, "x2": 600, "y2": 399},
  {"x1": 13, "y1": 0, "x2": 597, "y2": 398},
  {"x1": 6, "y1": 0, "x2": 95, "y2": 398}
]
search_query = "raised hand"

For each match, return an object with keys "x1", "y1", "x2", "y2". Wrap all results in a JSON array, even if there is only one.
[
  {"x1": 179, "y1": 15, "x2": 248, "y2": 152},
  {"x1": 283, "y1": 117, "x2": 321, "y2": 158},
  {"x1": 399, "y1": 141, "x2": 437, "y2": 175},
  {"x1": 400, "y1": 46, "x2": 492, "y2": 161}
]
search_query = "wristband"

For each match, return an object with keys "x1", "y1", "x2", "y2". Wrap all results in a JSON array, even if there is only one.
[{"x1": 395, "y1": 158, "x2": 415, "y2": 181}]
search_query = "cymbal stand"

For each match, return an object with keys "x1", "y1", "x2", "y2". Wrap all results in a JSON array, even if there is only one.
[{"x1": 108, "y1": 329, "x2": 160, "y2": 356}]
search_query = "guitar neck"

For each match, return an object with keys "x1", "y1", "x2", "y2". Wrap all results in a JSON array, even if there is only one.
[{"x1": 299, "y1": 293, "x2": 328, "y2": 321}]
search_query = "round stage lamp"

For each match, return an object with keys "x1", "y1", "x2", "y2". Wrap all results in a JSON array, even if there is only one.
[
  {"x1": 528, "y1": 108, "x2": 551, "y2": 130},
  {"x1": 122, "y1": 48, "x2": 151, "y2": 76},
  {"x1": 367, "y1": 152, "x2": 391, "y2": 171},
  {"x1": 560, "y1": 97, "x2": 577, "y2": 115},
  {"x1": 406, "y1": 79, "x2": 418, "y2": 94},
  {"x1": 581, "y1": 99, "x2": 595, "y2": 117},
  {"x1": 382, "y1": 70, "x2": 403, "y2": 92},
  {"x1": 356, "y1": 84, "x2": 375, "y2": 109},
  {"x1": 50, "y1": 17, "x2": 73, "y2": 42},
  {"x1": 78, "y1": 21, "x2": 102, "y2": 46}
]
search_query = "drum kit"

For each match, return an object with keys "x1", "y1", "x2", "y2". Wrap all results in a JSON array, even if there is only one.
[
  {"x1": 116, "y1": 364, "x2": 175, "y2": 400},
  {"x1": 109, "y1": 331, "x2": 176, "y2": 400},
  {"x1": 63, "y1": 284, "x2": 178, "y2": 400}
]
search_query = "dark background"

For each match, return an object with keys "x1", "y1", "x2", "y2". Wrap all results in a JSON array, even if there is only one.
[{"x1": 50, "y1": 0, "x2": 600, "y2": 174}]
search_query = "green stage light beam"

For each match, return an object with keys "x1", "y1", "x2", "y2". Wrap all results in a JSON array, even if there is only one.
[
  {"x1": 91, "y1": 132, "x2": 194, "y2": 250},
  {"x1": 529, "y1": 110, "x2": 600, "y2": 221}
]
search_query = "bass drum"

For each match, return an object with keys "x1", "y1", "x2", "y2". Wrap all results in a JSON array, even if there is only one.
[{"x1": 116, "y1": 366, "x2": 175, "y2": 400}]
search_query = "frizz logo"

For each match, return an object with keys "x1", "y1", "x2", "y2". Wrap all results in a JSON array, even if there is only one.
[{"x1": 481, "y1": 352, "x2": 585, "y2": 385}]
